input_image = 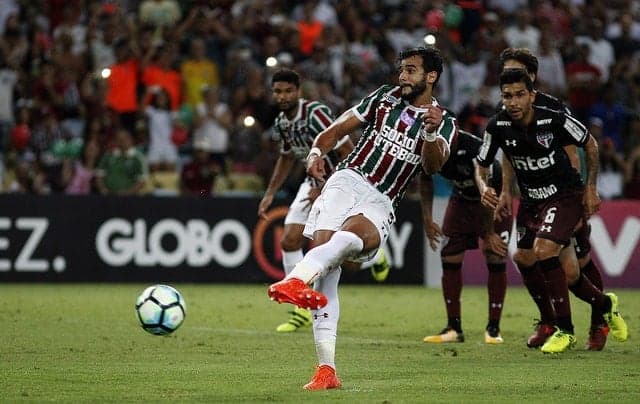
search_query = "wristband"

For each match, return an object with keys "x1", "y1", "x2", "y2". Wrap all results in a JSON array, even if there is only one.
[
  {"x1": 307, "y1": 147, "x2": 323, "y2": 161},
  {"x1": 421, "y1": 126, "x2": 437, "y2": 142}
]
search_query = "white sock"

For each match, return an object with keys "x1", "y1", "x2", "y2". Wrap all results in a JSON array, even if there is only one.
[
  {"x1": 360, "y1": 248, "x2": 383, "y2": 269},
  {"x1": 312, "y1": 266, "x2": 341, "y2": 369},
  {"x1": 282, "y1": 249, "x2": 303, "y2": 275},
  {"x1": 287, "y1": 231, "x2": 364, "y2": 284}
]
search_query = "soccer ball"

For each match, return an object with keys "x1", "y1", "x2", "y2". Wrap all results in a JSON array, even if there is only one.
[{"x1": 135, "y1": 284, "x2": 186, "y2": 335}]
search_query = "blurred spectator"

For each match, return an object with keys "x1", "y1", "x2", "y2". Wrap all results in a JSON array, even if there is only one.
[
  {"x1": 62, "y1": 137, "x2": 100, "y2": 195},
  {"x1": 296, "y1": 2, "x2": 324, "y2": 57},
  {"x1": 95, "y1": 129, "x2": 147, "y2": 195},
  {"x1": 52, "y1": 4, "x2": 86, "y2": 57},
  {"x1": 9, "y1": 106, "x2": 31, "y2": 152},
  {"x1": 565, "y1": 43, "x2": 601, "y2": 123},
  {"x1": 0, "y1": 60, "x2": 17, "y2": 149},
  {"x1": 0, "y1": 0, "x2": 19, "y2": 35},
  {"x1": 536, "y1": 31, "x2": 567, "y2": 97},
  {"x1": 105, "y1": 39, "x2": 140, "y2": 134},
  {"x1": 141, "y1": 45, "x2": 182, "y2": 110},
  {"x1": 597, "y1": 137, "x2": 626, "y2": 200},
  {"x1": 1, "y1": 14, "x2": 29, "y2": 71},
  {"x1": 449, "y1": 45, "x2": 487, "y2": 114},
  {"x1": 608, "y1": 12, "x2": 640, "y2": 60},
  {"x1": 193, "y1": 85, "x2": 232, "y2": 169},
  {"x1": 180, "y1": 137, "x2": 220, "y2": 197},
  {"x1": 181, "y1": 37, "x2": 220, "y2": 108},
  {"x1": 139, "y1": 0, "x2": 181, "y2": 40},
  {"x1": 503, "y1": 9, "x2": 540, "y2": 54},
  {"x1": 5, "y1": 154, "x2": 49, "y2": 194},
  {"x1": 144, "y1": 86, "x2": 178, "y2": 172},
  {"x1": 589, "y1": 82, "x2": 628, "y2": 152},
  {"x1": 576, "y1": 18, "x2": 614, "y2": 83}
]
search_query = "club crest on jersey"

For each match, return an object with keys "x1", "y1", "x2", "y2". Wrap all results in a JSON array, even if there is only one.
[
  {"x1": 536, "y1": 132, "x2": 554, "y2": 148},
  {"x1": 400, "y1": 111, "x2": 415, "y2": 126}
]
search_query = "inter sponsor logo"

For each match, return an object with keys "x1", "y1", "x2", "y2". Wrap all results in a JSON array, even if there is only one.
[{"x1": 511, "y1": 151, "x2": 556, "y2": 171}]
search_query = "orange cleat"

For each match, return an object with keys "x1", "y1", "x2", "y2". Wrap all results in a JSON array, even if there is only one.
[
  {"x1": 268, "y1": 278, "x2": 328, "y2": 309},
  {"x1": 303, "y1": 365, "x2": 341, "y2": 390}
]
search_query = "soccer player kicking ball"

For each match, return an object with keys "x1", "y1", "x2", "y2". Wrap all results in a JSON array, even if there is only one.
[
  {"x1": 475, "y1": 69, "x2": 628, "y2": 354},
  {"x1": 258, "y1": 69, "x2": 391, "y2": 333},
  {"x1": 267, "y1": 46, "x2": 457, "y2": 389}
]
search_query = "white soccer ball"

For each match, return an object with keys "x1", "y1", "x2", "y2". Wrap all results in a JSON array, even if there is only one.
[{"x1": 135, "y1": 284, "x2": 186, "y2": 335}]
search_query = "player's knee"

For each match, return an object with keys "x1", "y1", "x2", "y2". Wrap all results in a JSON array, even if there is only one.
[
  {"x1": 533, "y1": 239, "x2": 561, "y2": 261},
  {"x1": 331, "y1": 231, "x2": 365, "y2": 256},
  {"x1": 280, "y1": 233, "x2": 304, "y2": 251},
  {"x1": 513, "y1": 249, "x2": 535, "y2": 267}
]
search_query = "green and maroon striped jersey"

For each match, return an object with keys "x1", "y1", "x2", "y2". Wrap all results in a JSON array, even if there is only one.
[
  {"x1": 273, "y1": 98, "x2": 337, "y2": 164},
  {"x1": 338, "y1": 85, "x2": 457, "y2": 207}
]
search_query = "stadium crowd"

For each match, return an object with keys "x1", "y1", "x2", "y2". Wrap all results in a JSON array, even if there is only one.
[{"x1": 0, "y1": 0, "x2": 639, "y2": 199}]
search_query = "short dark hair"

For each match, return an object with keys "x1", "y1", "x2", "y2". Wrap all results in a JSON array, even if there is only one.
[
  {"x1": 398, "y1": 46, "x2": 444, "y2": 86},
  {"x1": 499, "y1": 48, "x2": 538, "y2": 76},
  {"x1": 271, "y1": 68, "x2": 300, "y2": 87},
  {"x1": 499, "y1": 68, "x2": 534, "y2": 91}
]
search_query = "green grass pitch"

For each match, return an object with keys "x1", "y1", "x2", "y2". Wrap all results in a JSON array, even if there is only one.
[{"x1": 1, "y1": 283, "x2": 639, "y2": 403}]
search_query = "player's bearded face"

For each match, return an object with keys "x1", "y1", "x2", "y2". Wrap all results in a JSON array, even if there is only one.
[
  {"x1": 272, "y1": 82, "x2": 299, "y2": 113},
  {"x1": 400, "y1": 79, "x2": 427, "y2": 102}
]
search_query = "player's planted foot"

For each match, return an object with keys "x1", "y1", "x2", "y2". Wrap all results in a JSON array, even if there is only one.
[
  {"x1": 603, "y1": 293, "x2": 628, "y2": 342},
  {"x1": 370, "y1": 249, "x2": 391, "y2": 282},
  {"x1": 484, "y1": 326, "x2": 504, "y2": 344},
  {"x1": 276, "y1": 307, "x2": 312, "y2": 332},
  {"x1": 268, "y1": 278, "x2": 328, "y2": 309},
  {"x1": 527, "y1": 321, "x2": 556, "y2": 348},
  {"x1": 303, "y1": 365, "x2": 341, "y2": 390},
  {"x1": 423, "y1": 327, "x2": 465, "y2": 343},
  {"x1": 585, "y1": 323, "x2": 609, "y2": 351},
  {"x1": 540, "y1": 327, "x2": 576, "y2": 353}
]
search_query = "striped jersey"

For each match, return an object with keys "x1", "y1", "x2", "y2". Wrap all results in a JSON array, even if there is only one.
[
  {"x1": 272, "y1": 98, "x2": 342, "y2": 172},
  {"x1": 338, "y1": 84, "x2": 458, "y2": 208}
]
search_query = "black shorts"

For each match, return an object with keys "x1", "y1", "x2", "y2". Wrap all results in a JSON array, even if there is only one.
[
  {"x1": 516, "y1": 189, "x2": 584, "y2": 250},
  {"x1": 441, "y1": 196, "x2": 513, "y2": 256}
]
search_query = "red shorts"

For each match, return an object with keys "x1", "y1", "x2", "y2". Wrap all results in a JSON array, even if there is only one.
[
  {"x1": 516, "y1": 189, "x2": 584, "y2": 249},
  {"x1": 441, "y1": 196, "x2": 513, "y2": 256}
]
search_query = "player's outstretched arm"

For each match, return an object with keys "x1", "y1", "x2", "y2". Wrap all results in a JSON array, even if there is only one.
[{"x1": 307, "y1": 110, "x2": 361, "y2": 181}]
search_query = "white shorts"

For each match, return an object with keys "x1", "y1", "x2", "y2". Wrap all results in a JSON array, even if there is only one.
[
  {"x1": 284, "y1": 177, "x2": 315, "y2": 225},
  {"x1": 303, "y1": 169, "x2": 394, "y2": 262},
  {"x1": 147, "y1": 142, "x2": 178, "y2": 164}
]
